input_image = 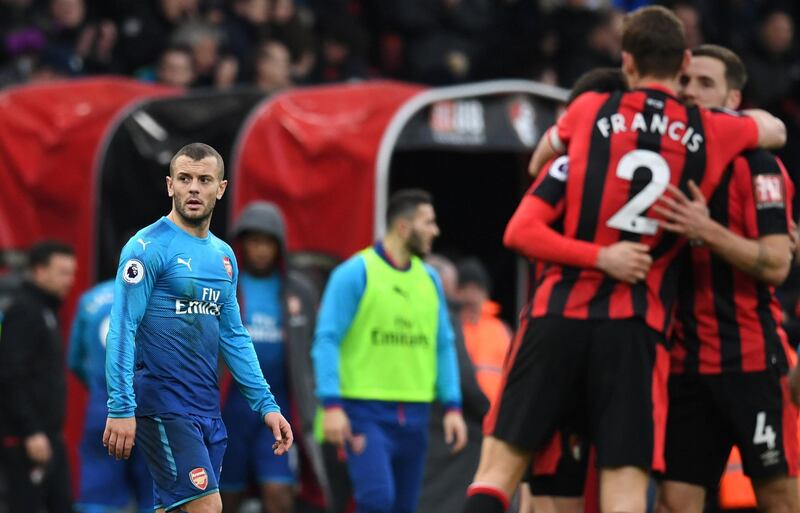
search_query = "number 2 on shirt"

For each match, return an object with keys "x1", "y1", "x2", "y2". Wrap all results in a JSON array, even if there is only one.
[{"x1": 607, "y1": 149, "x2": 671, "y2": 235}]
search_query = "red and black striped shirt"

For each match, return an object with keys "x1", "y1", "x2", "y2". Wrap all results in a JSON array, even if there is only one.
[
  {"x1": 671, "y1": 151, "x2": 795, "y2": 374},
  {"x1": 516, "y1": 86, "x2": 759, "y2": 334}
]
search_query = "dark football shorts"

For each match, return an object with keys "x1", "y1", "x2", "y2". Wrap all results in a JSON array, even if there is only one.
[
  {"x1": 661, "y1": 369, "x2": 799, "y2": 487},
  {"x1": 526, "y1": 426, "x2": 589, "y2": 498},
  {"x1": 486, "y1": 316, "x2": 669, "y2": 471}
]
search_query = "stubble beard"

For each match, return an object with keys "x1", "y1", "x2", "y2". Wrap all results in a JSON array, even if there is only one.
[
  {"x1": 175, "y1": 197, "x2": 215, "y2": 227},
  {"x1": 407, "y1": 230, "x2": 429, "y2": 258}
]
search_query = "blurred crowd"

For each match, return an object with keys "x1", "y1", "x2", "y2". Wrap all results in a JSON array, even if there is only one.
[
  {"x1": 0, "y1": 0, "x2": 797, "y2": 96},
  {"x1": 2, "y1": 0, "x2": 799, "y2": 172}
]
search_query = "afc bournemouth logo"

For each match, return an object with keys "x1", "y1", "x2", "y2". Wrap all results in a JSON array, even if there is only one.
[
  {"x1": 189, "y1": 467, "x2": 208, "y2": 491},
  {"x1": 222, "y1": 256, "x2": 233, "y2": 279},
  {"x1": 754, "y1": 174, "x2": 785, "y2": 209},
  {"x1": 508, "y1": 96, "x2": 536, "y2": 147},
  {"x1": 122, "y1": 259, "x2": 144, "y2": 285}
]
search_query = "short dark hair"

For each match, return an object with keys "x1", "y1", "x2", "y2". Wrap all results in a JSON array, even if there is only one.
[
  {"x1": 457, "y1": 257, "x2": 491, "y2": 293},
  {"x1": 568, "y1": 68, "x2": 629, "y2": 104},
  {"x1": 622, "y1": 6, "x2": 687, "y2": 79},
  {"x1": 162, "y1": 45, "x2": 193, "y2": 61},
  {"x1": 169, "y1": 143, "x2": 225, "y2": 178},
  {"x1": 691, "y1": 44, "x2": 747, "y2": 91},
  {"x1": 28, "y1": 240, "x2": 74, "y2": 270},
  {"x1": 386, "y1": 189, "x2": 433, "y2": 228}
]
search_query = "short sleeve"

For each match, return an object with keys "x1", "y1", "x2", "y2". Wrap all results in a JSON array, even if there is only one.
[
  {"x1": 704, "y1": 110, "x2": 759, "y2": 168},
  {"x1": 551, "y1": 92, "x2": 602, "y2": 153}
]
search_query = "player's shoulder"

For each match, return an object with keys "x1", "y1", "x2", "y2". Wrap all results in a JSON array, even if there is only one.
[
  {"x1": 80, "y1": 280, "x2": 115, "y2": 313},
  {"x1": 329, "y1": 251, "x2": 369, "y2": 283},
  {"x1": 122, "y1": 218, "x2": 177, "y2": 258},
  {"x1": 566, "y1": 91, "x2": 612, "y2": 113},
  {"x1": 699, "y1": 106, "x2": 752, "y2": 126},
  {"x1": 735, "y1": 148, "x2": 780, "y2": 175},
  {"x1": 207, "y1": 231, "x2": 235, "y2": 258}
]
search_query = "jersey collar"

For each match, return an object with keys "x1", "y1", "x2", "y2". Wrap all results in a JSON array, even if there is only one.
[{"x1": 635, "y1": 83, "x2": 679, "y2": 100}]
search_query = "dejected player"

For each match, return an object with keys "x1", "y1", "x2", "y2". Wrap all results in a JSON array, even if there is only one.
[{"x1": 103, "y1": 143, "x2": 293, "y2": 513}]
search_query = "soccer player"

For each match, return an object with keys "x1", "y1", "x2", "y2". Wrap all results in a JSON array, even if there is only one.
[
  {"x1": 464, "y1": 7, "x2": 787, "y2": 513},
  {"x1": 220, "y1": 201, "x2": 319, "y2": 513},
  {"x1": 104, "y1": 143, "x2": 293, "y2": 513},
  {"x1": 520, "y1": 67, "x2": 629, "y2": 513},
  {"x1": 312, "y1": 189, "x2": 467, "y2": 513},
  {"x1": 654, "y1": 44, "x2": 799, "y2": 513},
  {"x1": 69, "y1": 279, "x2": 154, "y2": 513}
]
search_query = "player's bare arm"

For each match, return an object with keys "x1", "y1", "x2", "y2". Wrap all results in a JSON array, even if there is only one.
[
  {"x1": 103, "y1": 416, "x2": 136, "y2": 460},
  {"x1": 655, "y1": 181, "x2": 792, "y2": 286},
  {"x1": 528, "y1": 127, "x2": 561, "y2": 177},
  {"x1": 742, "y1": 109, "x2": 787, "y2": 150}
]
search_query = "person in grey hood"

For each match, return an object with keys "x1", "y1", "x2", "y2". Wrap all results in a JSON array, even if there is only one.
[{"x1": 220, "y1": 201, "x2": 326, "y2": 513}]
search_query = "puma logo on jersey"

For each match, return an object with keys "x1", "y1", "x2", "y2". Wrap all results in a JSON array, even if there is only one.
[
  {"x1": 177, "y1": 257, "x2": 192, "y2": 271},
  {"x1": 137, "y1": 238, "x2": 152, "y2": 251}
]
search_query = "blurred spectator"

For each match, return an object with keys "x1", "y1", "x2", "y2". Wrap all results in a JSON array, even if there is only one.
[
  {"x1": 222, "y1": 0, "x2": 271, "y2": 68},
  {"x1": 543, "y1": 1, "x2": 623, "y2": 86},
  {"x1": 0, "y1": 240, "x2": 77, "y2": 513},
  {"x1": 44, "y1": 0, "x2": 118, "y2": 74},
  {"x1": 0, "y1": 0, "x2": 47, "y2": 85},
  {"x1": 742, "y1": 7, "x2": 800, "y2": 187},
  {"x1": 457, "y1": 257, "x2": 511, "y2": 408},
  {"x1": 269, "y1": 0, "x2": 316, "y2": 81},
  {"x1": 743, "y1": 8, "x2": 799, "y2": 110},
  {"x1": 390, "y1": 0, "x2": 493, "y2": 84},
  {"x1": 418, "y1": 254, "x2": 489, "y2": 513},
  {"x1": 171, "y1": 21, "x2": 227, "y2": 87},
  {"x1": 307, "y1": 15, "x2": 368, "y2": 83},
  {"x1": 255, "y1": 39, "x2": 293, "y2": 92},
  {"x1": 113, "y1": 0, "x2": 200, "y2": 74},
  {"x1": 157, "y1": 45, "x2": 196, "y2": 87},
  {"x1": 672, "y1": 1, "x2": 704, "y2": 49}
]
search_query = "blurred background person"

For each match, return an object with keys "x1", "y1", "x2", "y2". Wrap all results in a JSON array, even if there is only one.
[
  {"x1": 255, "y1": 39, "x2": 293, "y2": 93},
  {"x1": 156, "y1": 44, "x2": 195, "y2": 87},
  {"x1": 68, "y1": 278, "x2": 154, "y2": 513},
  {"x1": 456, "y1": 257, "x2": 511, "y2": 408},
  {"x1": 0, "y1": 240, "x2": 77, "y2": 513},
  {"x1": 417, "y1": 254, "x2": 489, "y2": 513},
  {"x1": 312, "y1": 189, "x2": 467, "y2": 513},
  {"x1": 222, "y1": 201, "x2": 323, "y2": 513}
]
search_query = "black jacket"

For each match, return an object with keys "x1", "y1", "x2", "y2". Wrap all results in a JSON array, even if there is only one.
[{"x1": 0, "y1": 281, "x2": 66, "y2": 436}]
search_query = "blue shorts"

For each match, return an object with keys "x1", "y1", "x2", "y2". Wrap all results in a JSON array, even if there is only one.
[
  {"x1": 137, "y1": 413, "x2": 227, "y2": 512},
  {"x1": 343, "y1": 400, "x2": 430, "y2": 513},
  {"x1": 220, "y1": 390, "x2": 296, "y2": 490},
  {"x1": 76, "y1": 424, "x2": 154, "y2": 513}
]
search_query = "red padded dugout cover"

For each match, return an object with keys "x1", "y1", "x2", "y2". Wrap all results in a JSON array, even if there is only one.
[
  {"x1": 232, "y1": 81, "x2": 424, "y2": 259},
  {"x1": 0, "y1": 78, "x2": 174, "y2": 489}
]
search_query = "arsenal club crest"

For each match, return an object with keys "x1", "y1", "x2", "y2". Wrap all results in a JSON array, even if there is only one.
[
  {"x1": 189, "y1": 467, "x2": 208, "y2": 491},
  {"x1": 222, "y1": 256, "x2": 233, "y2": 278}
]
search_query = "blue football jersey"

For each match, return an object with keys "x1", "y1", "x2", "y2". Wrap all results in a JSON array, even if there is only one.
[
  {"x1": 106, "y1": 216, "x2": 279, "y2": 419},
  {"x1": 238, "y1": 273, "x2": 287, "y2": 396},
  {"x1": 68, "y1": 280, "x2": 115, "y2": 428}
]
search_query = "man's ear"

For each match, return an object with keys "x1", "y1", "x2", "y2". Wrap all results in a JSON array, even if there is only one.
[
  {"x1": 166, "y1": 175, "x2": 174, "y2": 198},
  {"x1": 217, "y1": 179, "x2": 228, "y2": 200},
  {"x1": 621, "y1": 51, "x2": 637, "y2": 82},
  {"x1": 726, "y1": 89, "x2": 742, "y2": 110},
  {"x1": 679, "y1": 49, "x2": 691, "y2": 75}
]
